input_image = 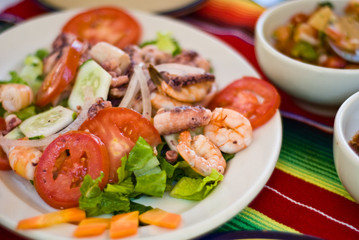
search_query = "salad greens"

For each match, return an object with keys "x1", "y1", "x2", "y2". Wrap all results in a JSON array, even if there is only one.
[
  {"x1": 170, "y1": 169, "x2": 223, "y2": 201},
  {"x1": 0, "y1": 49, "x2": 49, "y2": 121},
  {"x1": 79, "y1": 137, "x2": 224, "y2": 217},
  {"x1": 290, "y1": 41, "x2": 318, "y2": 62},
  {"x1": 140, "y1": 32, "x2": 181, "y2": 56}
]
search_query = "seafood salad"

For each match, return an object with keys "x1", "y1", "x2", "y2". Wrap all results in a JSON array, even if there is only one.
[{"x1": 0, "y1": 6, "x2": 280, "y2": 238}]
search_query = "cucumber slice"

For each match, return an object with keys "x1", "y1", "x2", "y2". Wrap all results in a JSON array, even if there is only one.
[
  {"x1": 68, "y1": 60, "x2": 111, "y2": 111},
  {"x1": 5, "y1": 127, "x2": 25, "y2": 140},
  {"x1": 19, "y1": 106, "x2": 74, "y2": 138}
]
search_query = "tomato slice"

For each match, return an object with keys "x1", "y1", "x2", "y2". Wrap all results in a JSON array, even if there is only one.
[
  {"x1": 208, "y1": 76, "x2": 280, "y2": 129},
  {"x1": 62, "y1": 7, "x2": 141, "y2": 49},
  {"x1": 0, "y1": 117, "x2": 11, "y2": 171},
  {"x1": 36, "y1": 39, "x2": 84, "y2": 107},
  {"x1": 0, "y1": 147, "x2": 11, "y2": 171},
  {"x1": 80, "y1": 107, "x2": 162, "y2": 183},
  {"x1": 34, "y1": 131, "x2": 109, "y2": 209}
]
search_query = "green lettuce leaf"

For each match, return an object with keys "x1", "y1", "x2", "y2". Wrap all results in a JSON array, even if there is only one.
[
  {"x1": 117, "y1": 155, "x2": 129, "y2": 183},
  {"x1": 135, "y1": 170, "x2": 167, "y2": 197},
  {"x1": 130, "y1": 201, "x2": 153, "y2": 214},
  {"x1": 140, "y1": 32, "x2": 181, "y2": 56},
  {"x1": 14, "y1": 105, "x2": 36, "y2": 121},
  {"x1": 170, "y1": 169, "x2": 224, "y2": 201},
  {"x1": 126, "y1": 137, "x2": 159, "y2": 173},
  {"x1": 79, "y1": 173, "x2": 131, "y2": 217},
  {"x1": 79, "y1": 174, "x2": 105, "y2": 216}
]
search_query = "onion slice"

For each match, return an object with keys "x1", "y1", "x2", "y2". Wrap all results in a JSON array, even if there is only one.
[
  {"x1": 119, "y1": 68, "x2": 140, "y2": 108},
  {"x1": 135, "y1": 65, "x2": 151, "y2": 120}
]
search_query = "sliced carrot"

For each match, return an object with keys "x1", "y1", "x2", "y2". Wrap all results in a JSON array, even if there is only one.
[
  {"x1": 17, "y1": 208, "x2": 86, "y2": 230},
  {"x1": 110, "y1": 211, "x2": 139, "y2": 239},
  {"x1": 73, "y1": 218, "x2": 111, "y2": 238},
  {"x1": 139, "y1": 208, "x2": 181, "y2": 229}
]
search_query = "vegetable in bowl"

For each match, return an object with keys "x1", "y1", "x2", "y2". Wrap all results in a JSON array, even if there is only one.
[{"x1": 272, "y1": 0, "x2": 359, "y2": 69}]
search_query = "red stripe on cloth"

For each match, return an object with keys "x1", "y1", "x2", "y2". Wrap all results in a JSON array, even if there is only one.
[
  {"x1": 249, "y1": 169, "x2": 359, "y2": 240},
  {"x1": 3, "y1": 0, "x2": 48, "y2": 20},
  {"x1": 267, "y1": 169, "x2": 359, "y2": 228}
]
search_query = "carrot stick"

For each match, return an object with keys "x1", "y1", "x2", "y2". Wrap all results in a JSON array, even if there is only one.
[
  {"x1": 139, "y1": 208, "x2": 181, "y2": 229},
  {"x1": 17, "y1": 208, "x2": 86, "y2": 230},
  {"x1": 110, "y1": 211, "x2": 139, "y2": 239},
  {"x1": 73, "y1": 218, "x2": 111, "y2": 238}
]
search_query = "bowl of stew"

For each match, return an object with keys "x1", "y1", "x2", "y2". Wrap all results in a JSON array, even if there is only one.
[
  {"x1": 333, "y1": 91, "x2": 359, "y2": 203},
  {"x1": 255, "y1": 0, "x2": 359, "y2": 109}
]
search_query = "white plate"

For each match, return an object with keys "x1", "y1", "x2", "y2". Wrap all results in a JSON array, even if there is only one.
[
  {"x1": 36, "y1": 0, "x2": 207, "y2": 15},
  {"x1": 0, "y1": 9, "x2": 282, "y2": 240}
]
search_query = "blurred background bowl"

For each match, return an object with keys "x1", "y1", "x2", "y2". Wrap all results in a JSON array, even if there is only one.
[
  {"x1": 333, "y1": 91, "x2": 359, "y2": 203},
  {"x1": 255, "y1": 0, "x2": 359, "y2": 115}
]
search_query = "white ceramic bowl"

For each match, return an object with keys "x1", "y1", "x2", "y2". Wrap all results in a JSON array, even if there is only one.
[
  {"x1": 255, "y1": 0, "x2": 359, "y2": 110},
  {"x1": 333, "y1": 91, "x2": 359, "y2": 202}
]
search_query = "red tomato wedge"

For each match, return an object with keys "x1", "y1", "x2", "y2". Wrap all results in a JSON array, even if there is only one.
[
  {"x1": 0, "y1": 147, "x2": 11, "y2": 171},
  {"x1": 208, "y1": 76, "x2": 280, "y2": 129},
  {"x1": 36, "y1": 39, "x2": 84, "y2": 107},
  {"x1": 34, "y1": 131, "x2": 109, "y2": 209},
  {"x1": 80, "y1": 107, "x2": 161, "y2": 183},
  {"x1": 0, "y1": 117, "x2": 11, "y2": 170},
  {"x1": 62, "y1": 7, "x2": 141, "y2": 49}
]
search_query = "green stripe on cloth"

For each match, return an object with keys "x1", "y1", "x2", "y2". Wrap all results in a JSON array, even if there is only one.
[
  {"x1": 277, "y1": 118, "x2": 354, "y2": 201},
  {"x1": 213, "y1": 118, "x2": 354, "y2": 235},
  {"x1": 216, "y1": 208, "x2": 299, "y2": 233}
]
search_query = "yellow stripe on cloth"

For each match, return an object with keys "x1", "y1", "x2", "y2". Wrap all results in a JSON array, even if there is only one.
[
  {"x1": 239, "y1": 207, "x2": 299, "y2": 233},
  {"x1": 276, "y1": 160, "x2": 355, "y2": 202}
]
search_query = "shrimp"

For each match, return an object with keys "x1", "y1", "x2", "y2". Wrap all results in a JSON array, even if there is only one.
[
  {"x1": 150, "y1": 92, "x2": 191, "y2": 110},
  {"x1": 0, "y1": 84, "x2": 33, "y2": 113},
  {"x1": 177, "y1": 130, "x2": 226, "y2": 176},
  {"x1": 8, "y1": 146, "x2": 42, "y2": 180},
  {"x1": 204, "y1": 108, "x2": 252, "y2": 154},
  {"x1": 161, "y1": 81, "x2": 213, "y2": 103},
  {"x1": 153, "y1": 106, "x2": 212, "y2": 135}
]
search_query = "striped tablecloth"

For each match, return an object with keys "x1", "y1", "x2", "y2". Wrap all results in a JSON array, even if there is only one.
[{"x1": 1, "y1": 0, "x2": 359, "y2": 239}]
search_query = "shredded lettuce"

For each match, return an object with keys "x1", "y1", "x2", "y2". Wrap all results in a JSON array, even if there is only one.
[
  {"x1": 140, "y1": 32, "x2": 181, "y2": 56},
  {"x1": 20, "y1": 54, "x2": 44, "y2": 93},
  {"x1": 135, "y1": 170, "x2": 167, "y2": 197},
  {"x1": 79, "y1": 173, "x2": 131, "y2": 217},
  {"x1": 0, "y1": 49, "x2": 47, "y2": 93},
  {"x1": 129, "y1": 201, "x2": 153, "y2": 214},
  {"x1": 291, "y1": 41, "x2": 318, "y2": 62},
  {"x1": 222, "y1": 152, "x2": 235, "y2": 161},
  {"x1": 35, "y1": 49, "x2": 49, "y2": 61},
  {"x1": 126, "y1": 137, "x2": 159, "y2": 173},
  {"x1": 13, "y1": 105, "x2": 36, "y2": 121},
  {"x1": 79, "y1": 136, "x2": 225, "y2": 217},
  {"x1": 79, "y1": 137, "x2": 168, "y2": 216},
  {"x1": 170, "y1": 169, "x2": 223, "y2": 201},
  {"x1": 0, "y1": 71, "x2": 28, "y2": 85}
]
